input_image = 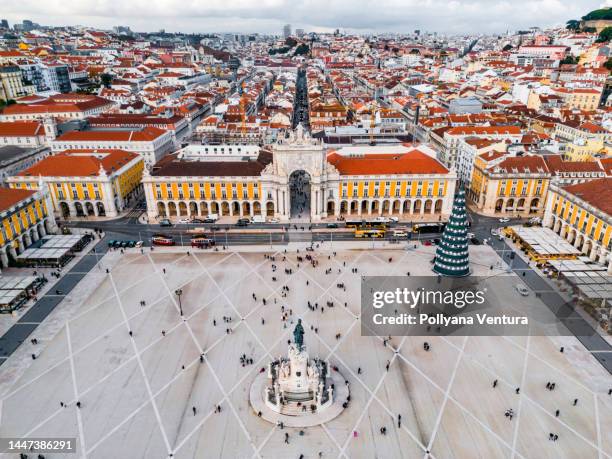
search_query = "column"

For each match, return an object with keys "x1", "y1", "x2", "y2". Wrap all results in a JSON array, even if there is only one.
[
  {"x1": 542, "y1": 194, "x2": 554, "y2": 228},
  {"x1": 589, "y1": 244, "x2": 599, "y2": 261},
  {"x1": 31, "y1": 230, "x2": 39, "y2": 242},
  {"x1": 573, "y1": 236, "x2": 582, "y2": 248},
  {"x1": 0, "y1": 250, "x2": 8, "y2": 269}
]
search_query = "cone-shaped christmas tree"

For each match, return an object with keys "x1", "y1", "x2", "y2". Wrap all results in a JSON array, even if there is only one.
[{"x1": 433, "y1": 188, "x2": 470, "y2": 277}]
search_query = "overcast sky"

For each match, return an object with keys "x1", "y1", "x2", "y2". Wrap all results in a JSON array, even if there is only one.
[{"x1": 3, "y1": 0, "x2": 612, "y2": 35}]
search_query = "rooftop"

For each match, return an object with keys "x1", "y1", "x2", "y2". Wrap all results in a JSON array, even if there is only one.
[
  {"x1": 562, "y1": 177, "x2": 612, "y2": 216},
  {"x1": 0, "y1": 187, "x2": 36, "y2": 212},
  {"x1": 327, "y1": 150, "x2": 449, "y2": 175},
  {"x1": 17, "y1": 150, "x2": 140, "y2": 178}
]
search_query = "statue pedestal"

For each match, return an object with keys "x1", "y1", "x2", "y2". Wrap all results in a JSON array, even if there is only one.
[{"x1": 249, "y1": 367, "x2": 348, "y2": 427}]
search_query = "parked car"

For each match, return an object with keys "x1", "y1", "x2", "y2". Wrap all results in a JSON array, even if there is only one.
[
  {"x1": 159, "y1": 219, "x2": 172, "y2": 227},
  {"x1": 499, "y1": 217, "x2": 510, "y2": 223},
  {"x1": 203, "y1": 217, "x2": 217, "y2": 223},
  {"x1": 267, "y1": 218, "x2": 280, "y2": 223},
  {"x1": 515, "y1": 284, "x2": 529, "y2": 296},
  {"x1": 326, "y1": 223, "x2": 339, "y2": 228},
  {"x1": 236, "y1": 218, "x2": 250, "y2": 227},
  {"x1": 470, "y1": 237, "x2": 482, "y2": 245},
  {"x1": 177, "y1": 218, "x2": 190, "y2": 224},
  {"x1": 388, "y1": 216, "x2": 399, "y2": 223},
  {"x1": 191, "y1": 218, "x2": 205, "y2": 224}
]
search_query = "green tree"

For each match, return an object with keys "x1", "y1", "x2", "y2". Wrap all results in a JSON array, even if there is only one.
[
  {"x1": 566, "y1": 19, "x2": 580, "y2": 31},
  {"x1": 293, "y1": 43, "x2": 309, "y2": 56},
  {"x1": 604, "y1": 57, "x2": 612, "y2": 70},
  {"x1": 560, "y1": 55, "x2": 578, "y2": 65},
  {"x1": 596, "y1": 26, "x2": 612, "y2": 42},
  {"x1": 100, "y1": 73, "x2": 113, "y2": 88},
  {"x1": 502, "y1": 44, "x2": 513, "y2": 51}
]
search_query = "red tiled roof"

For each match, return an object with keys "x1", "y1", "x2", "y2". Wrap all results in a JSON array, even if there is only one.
[
  {"x1": 17, "y1": 150, "x2": 140, "y2": 177},
  {"x1": 0, "y1": 121, "x2": 44, "y2": 137},
  {"x1": 544, "y1": 155, "x2": 604, "y2": 174},
  {"x1": 56, "y1": 126, "x2": 167, "y2": 142},
  {"x1": 562, "y1": 178, "x2": 612, "y2": 215},
  {"x1": 446, "y1": 125, "x2": 521, "y2": 136},
  {"x1": 494, "y1": 156, "x2": 548, "y2": 174},
  {"x1": 327, "y1": 150, "x2": 449, "y2": 175},
  {"x1": 0, "y1": 187, "x2": 36, "y2": 212}
]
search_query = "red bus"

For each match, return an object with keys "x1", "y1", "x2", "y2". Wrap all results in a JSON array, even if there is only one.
[{"x1": 152, "y1": 234, "x2": 175, "y2": 246}]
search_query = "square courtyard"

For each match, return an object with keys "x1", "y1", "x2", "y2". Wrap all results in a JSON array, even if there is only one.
[{"x1": 0, "y1": 245, "x2": 610, "y2": 459}]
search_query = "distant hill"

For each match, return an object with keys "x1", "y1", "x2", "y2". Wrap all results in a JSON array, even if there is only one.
[{"x1": 582, "y1": 8, "x2": 612, "y2": 21}]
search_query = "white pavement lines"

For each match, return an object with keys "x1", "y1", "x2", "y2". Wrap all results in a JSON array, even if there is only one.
[
  {"x1": 252, "y1": 424, "x2": 277, "y2": 458},
  {"x1": 192, "y1": 253, "x2": 274, "y2": 362},
  {"x1": 594, "y1": 391, "x2": 603, "y2": 459},
  {"x1": 107, "y1": 271, "x2": 172, "y2": 456},
  {"x1": 337, "y1": 351, "x2": 400, "y2": 456},
  {"x1": 440, "y1": 334, "x2": 610, "y2": 459},
  {"x1": 426, "y1": 335, "x2": 467, "y2": 454},
  {"x1": 320, "y1": 421, "x2": 343, "y2": 454},
  {"x1": 65, "y1": 322, "x2": 87, "y2": 459},
  {"x1": 510, "y1": 334, "x2": 531, "y2": 459},
  {"x1": 162, "y1": 253, "x2": 259, "y2": 456}
]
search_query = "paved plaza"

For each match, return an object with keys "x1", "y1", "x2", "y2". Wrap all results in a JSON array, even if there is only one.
[{"x1": 0, "y1": 244, "x2": 611, "y2": 458}]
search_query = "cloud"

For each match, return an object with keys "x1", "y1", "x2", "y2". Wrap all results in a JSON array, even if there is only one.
[{"x1": 2, "y1": 0, "x2": 605, "y2": 34}]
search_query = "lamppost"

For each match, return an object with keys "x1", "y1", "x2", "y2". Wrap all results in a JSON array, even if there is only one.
[{"x1": 175, "y1": 288, "x2": 183, "y2": 316}]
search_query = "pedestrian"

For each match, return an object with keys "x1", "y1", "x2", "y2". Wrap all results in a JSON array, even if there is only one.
[
  {"x1": 515, "y1": 387, "x2": 520, "y2": 394},
  {"x1": 493, "y1": 379, "x2": 498, "y2": 388},
  {"x1": 285, "y1": 432, "x2": 289, "y2": 444},
  {"x1": 573, "y1": 398, "x2": 578, "y2": 406},
  {"x1": 398, "y1": 414, "x2": 401, "y2": 428},
  {"x1": 560, "y1": 346, "x2": 564, "y2": 353},
  {"x1": 555, "y1": 409, "x2": 560, "y2": 417},
  {"x1": 76, "y1": 401, "x2": 81, "y2": 408},
  {"x1": 192, "y1": 406, "x2": 196, "y2": 416}
]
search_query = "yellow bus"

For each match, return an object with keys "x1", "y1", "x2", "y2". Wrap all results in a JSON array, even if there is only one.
[{"x1": 355, "y1": 229, "x2": 386, "y2": 238}]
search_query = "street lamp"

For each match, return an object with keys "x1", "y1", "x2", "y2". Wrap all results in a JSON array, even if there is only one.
[{"x1": 175, "y1": 288, "x2": 183, "y2": 316}]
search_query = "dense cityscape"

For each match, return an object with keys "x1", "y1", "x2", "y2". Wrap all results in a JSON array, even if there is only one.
[{"x1": 0, "y1": 5, "x2": 610, "y2": 459}]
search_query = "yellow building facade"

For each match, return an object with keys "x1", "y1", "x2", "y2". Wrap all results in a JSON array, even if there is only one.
[
  {"x1": 543, "y1": 178, "x2": 612, "y2": 274},
  {"x1": 469, "y1": 153, "x2": 549, "y2": 216},
  {"x1": 7, "y1": 150, "x2": 144, "y2": 219},
  {"x1": 0, "y1": 185, "x2": 56, "y2": 268}
]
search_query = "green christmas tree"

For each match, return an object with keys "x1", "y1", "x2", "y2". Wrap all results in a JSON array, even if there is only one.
[{"x1": 433, "y1": 188, "x2": 470, "y2": 277}]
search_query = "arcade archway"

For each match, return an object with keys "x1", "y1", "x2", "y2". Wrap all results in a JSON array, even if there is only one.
[{"x1": 289, "y1": 170, "x2": 311, "y2": 218}]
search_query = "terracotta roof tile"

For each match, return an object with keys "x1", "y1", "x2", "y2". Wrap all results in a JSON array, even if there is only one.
[
  {"x1": 0, "y1": 187, "x2": 36, "y2": 212},
  {"x1": 18, "y1": 150, "x2": 140, "y2": 177},
  {"x1": 327, "y1": 150, "x2": 449, "y2": 175},
  {"x1": 0, "y1": 121, "x2": 44, "y2": 137},
  {"x1": 562, "y1": 178, "x2": 612, "y2": 216}
]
